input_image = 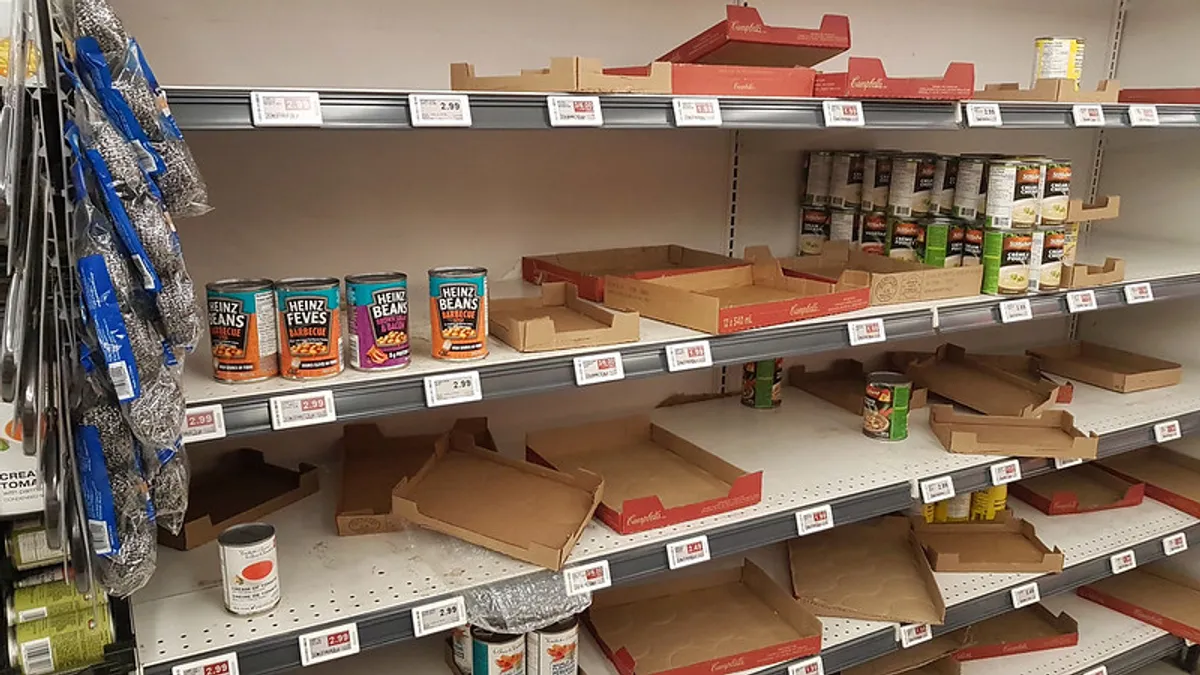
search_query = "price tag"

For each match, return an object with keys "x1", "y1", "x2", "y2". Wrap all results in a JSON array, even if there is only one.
[
  {"x1": 965, "y1": 102, "x2": 1003, "y2": 127},
  {"x1": 1081, "y1": 667, "x2": 1108, "y2": 675},
  {"x1": 172, "y1": 653, "x2": 240, "y2": 675},
  {"x1": 822, "y1": 100, "x2": 865, "y2": 127},
  {"x1": 269, "y1": 390, "x2": 336, "y2": 430},
  {"x1": 672, "y1": 98, "x2": 722, "y2": 127},
  {"x1": 920, "y1": 475, "x2": 956, "y2": 504},
  {"x1": 1066, "y1": 290, "x2": 1098, "y2": 313},
  {"x1": 666, "y1": 535, "x2": 711, "y2": 569},
  {"x1": 789, "y1": 656, "x2": 825, "y2": 675},
  {"x1": 408, "y1": 94, "x2": 472, "y2": 127},
  {"x1": 1124, "y1": 283, "x2": 1154, "y2": 304},
  {"x1": 796, "y1": 504, "x2": 834, "y2": 536},
  {"x1": 1110, "y1": 549, "x2": 1137, "y2": 575},
  {"x1": 665, "y1": 340, "x2": 713, "y2": 372},
  {"x1": 1055, "y1": 457, "x2": 1084, "y2": 470},
  {"x1": 990, "y1": 459, "x2": 1022, "y2": 486},
  {"x1": 1163, "y1": 532, "x2": 1189, "y2": 556},
  {"x1": 1073, "y1": 104, "x2": 1107, "y2": 127},
  {"x1": 847, "y1": 318, "x2": 887, "y2": 346},
  {"x1": 298, "y1": 623, "x2": 360, "y2": 666},
  {"x1": 897, "y1": 623, "x2": 932, "y2": 649},
  {"x1": 563, "y1": 560, "x2": 612, "y2": 596},
  {"x1": 1128, "y1": 104, "x2": 1160, "y2": 127},
  {"x1": 574, "y1": 352, "x2": 625, "y2": 386},
  {"x1": 250, "y1": 91, "x2": 323, "y2": 127},
  {"x1": 1011, "y1": 582, "x2": 1041, "y2": 609},
  {"x1": 411, "y1": 596, "x2": 467, "y2": 637},
  {"x1": 999, "y1": 299, "x2": 1033, "y2": 323},
  {"x1": 1154, "y1": 419, "x2": 1182, "y2": 443},
  {"x1": 183, "y1": 404, "x2": 226, "y2": 442},
  {"x1": 424, "y1": 371, "x2": 483, "y2": 408},
  {"x1": 547, "y1": 96, "x2": 603, "y2": 127}
]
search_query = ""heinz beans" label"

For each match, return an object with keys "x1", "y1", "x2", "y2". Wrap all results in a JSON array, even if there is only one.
[
  {"x1": 429, "y1": 267, "x2": 488, "y2": 361},
  {"x1": 346, "y1": 273, "x2": 410, "y2": 371},
  {"x1": 207, "y1": 280, "x2": 278, "y2": 383}
]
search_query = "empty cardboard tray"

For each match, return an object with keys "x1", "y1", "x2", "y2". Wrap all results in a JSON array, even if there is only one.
[
  {"x1": 522, "y1": 245, "x2": 746, "y2": 302},
  {"x1": 908, "y1": 344, "x2": 1059, "y2": 417},
  {"x1": 788, "y1": 516, "x2": 946, "y2": 625},
  {"x1": 1078, "y1": 563, "x2": 1200, "y2": 643},
  {"x1": 1063, "y1": 257, "x2": 1125, "y2": 289},
  {"x1": 658, "y1": 6, "x2": 850, "y2": 68},
  {"x1": 788, "y1": 360, "x2": 928, "y2": 415},
  {"x1": 912, "y1": 515, "x2": 1064, "y2": 574},
  {"x1": 968, "y1": 353, "x2": 1074, "y2": 404},
  {"x1": 844, "y1": 633, "x2": 969, "y2": 675},
  {"x1": 450, "y1": 57, "x2": 670, "y2": 94},
  {"x1": 1009, "y1": 463, "x2": 1144, "y2": 516},
  {"x1": 1027, "y1": 341, "x2": 1182, "y2": 393},
  {"x1": 525, "y1": 415, "x2": 761, "y2": 534},
  {"x1": 1098, "y1": 446, "x2": 1200, "y2": 519},
  {"x1": 976, "y1": 78, "x2": 1120, "y2": 103},
  {"x1": 587, "y1": 561, "x2": 823, "y2": 675},
  {"x1": 1067, "y1": 196, "x2": 1121, "y2": 223},
  {"x1": 779, "y1": 243, "x2": 984, "y2": 306},
  {"x1": 490, "y1": 282, "x2": 640, "y2": 353},
  {"x1": 928, "y1": 405, "x2": 1098, "y2": 459},
  {"x1": 954, "y1": 605, "x2": 1078, "y2": 661}
]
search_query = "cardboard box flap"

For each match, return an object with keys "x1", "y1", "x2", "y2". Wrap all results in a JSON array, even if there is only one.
[
  {"x1": 1027, "y1": 341, "x2": 1181, "y2": 393},
  {"x1": 977, "y1": 78, "x2": 1120, "y2": 103},
  {"x1": 844, "y1": 633, "x2": 969, "y2": 675},
  {"x1": 928, "y1": 405, "x2": 1098, "y2": 460},
  {"x1": 912, "y1": 515, "x2": 1064, "y2": 573},
  {"x1": 1067, "y1": 196, "x2": 1120, "y2": 222},
  {"x1": 450, "y1": 57, "x2": 669, "y2": 94},
  {"x1": 1079, "y1": 564, "x2": 1200, "y2": 642},
  {"x1": 789, "y1": 361, "x2": 927, "y2": 415},
  {"x1": 658, "y1": 6, "x2": 851, "y2": 68},
  {"x1": 955, "y1": 605, "x2": 1078, "y2": 661},
  {"x1": 1063, "y1": 257, "x2": 1126, "y2": 288},
  {"x1": 1010, "y1": 463, "x2": 1144, "y2": 515},
  {"x1": 489, "y1": 282, "x2": 640, "y2": 353},
  {"x1": 908, "y1": 344, "x2": 1059, "y2": 417}
]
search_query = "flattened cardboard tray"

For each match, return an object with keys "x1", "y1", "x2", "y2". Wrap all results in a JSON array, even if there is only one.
[
  {"x1": 1068, "y1": 196, "x2": 1121, "y2": 223},
  {"x1": 522, "y1": 245, "x2": 746, "y2": 302},
  {"x1": 1098, "y1": 446, "x2": 1200, "y2": 519},
  {"x1": 815, "y1": 58, "x2": 975, "y2": 101},
  {"x1": 788, "y1": 516, "x2": 946, "y2": 625},
  {"x1": 912, "y1": 514, "x2": 1065, "y2": 574},
  {"x1": 1063, "y1": 257, "x2": 1125, "y2": 289},
  {"x1": 1010, "y1": 463, "x2": 1145, "y2": 516},
  {"x1": 392, "y1": 429, "x2": 603, "y2": 571},
  {"x1": 907, "y1": 344, "x2": 1060, "y2": 417},
  {"x1": 968, "y1": 353, "x2": 1074, "y2": 404},
  {"x1": 1078, "y1": 564, "x2": 1200, "y2": 643},
  {"x1": 779, "y1": 243, "x2": 984, "y2": 306},
  {"x1": 928, "y1": 405, "x2": 1099, "y2": 460},
  {"x1": 954, "y1": 605, "x2": 1078, "y2": 661},
  {"x1": 844, "y1": 633, "x2": 969, "y2": 675},
  {"x1": 525, "y1": 415, "x2": 762, "y2": 534},
  {"x1": 658, "y1": 5, "x2": 850, "y2": 68},
  {"x1": 490, "y1": 282, "x2": 640, "y2": 353},
  {"x1": 605, "y1": 63, "x2": 816, "y2": 97},
  {"x1": 450, "y1": 56, "x2": 669, "y2": 94},
  {"x1": 587, "y1": 561, "x2": 823, "y2": 675},
  {"x1": 976, "y1": 78, "x2": 1120, "y2": 103},
  {"x1": 788, "y1": 360, "x2": 928, "y2": 416},
  {"x1": 1027, "y1": 341, "x2": 1182, "y2": 393}
]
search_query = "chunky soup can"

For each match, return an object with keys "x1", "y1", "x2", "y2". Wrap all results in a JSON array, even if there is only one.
[
  {"x1": 346, "y1": 272, "x2": 410, "y2": 371},
  {"x1": 742, "y1": 359, "x2": 783, "y2": 409},
  {"x1": 207, "y1": 279, "x2": 279, "y2": 383},
  {"x1": 863, "y1": 371, "x2": 911, "y2": 441},
  {"x1": 429, "y1": 267, "x2": 488, "y2": 361}
]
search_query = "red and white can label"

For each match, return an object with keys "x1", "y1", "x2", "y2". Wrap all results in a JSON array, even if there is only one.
[{"x1": 219, "y1": 529, "x2": 280, "y2": 615}]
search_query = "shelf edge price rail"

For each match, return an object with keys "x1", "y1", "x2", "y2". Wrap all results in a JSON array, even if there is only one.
[
  {"x1": 574, "y1": 352, "x2": 625, "y2": 386},
  {"x1": 665, "y1": 340, "x2": 712, "y2": 372},
  {"x1": 411, "y1": 596, "x2": 468, "y2": 638},
  {"x1": 183, "y1": 404, "x2": 226, "y2": 442},
  {"x1": 424, "y1": 371, "x2": 483, "y2": 408},
  {"x1": 269, "y1": 390, "x2": 337, "y2": 430},
  {"x1": 408, "y1": 94, "x2": 473, "y2": 127},
  {"x1": 789, "y1": 656, "x2": 824, "y2": 675},
  {"x1": 563, "y1": 560, "x2": 612, "y2": 597},
  {"x1": 822, "y1": 100, "x2": 865, "y2": 127},
  {"x1": 250, "y1": 91, "x2": 323, "y2": 127},
  {"x1": 547, "y1": 96, "x2": 603, "y2": 127},
  {"x1": 172, "y1": 653, "x2": 241, "y2": 675},
  {"x1": 672, "y1": 97, "x2": 722, "y2": 127},
  {"x1": 298, "y1": 623, "x2": 360, "y2": 667}
]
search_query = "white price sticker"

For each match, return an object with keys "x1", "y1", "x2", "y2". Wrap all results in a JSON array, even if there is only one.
[
  {"x1": 573, "y1": 352, "x2": 625, "y2": 386},
  {"x1": 1110, "y1": 549, "x2": 1137, "y2": 575},
  {"x1": 547, "y1": 96, "x2": 603, "y2": 127},
  {"x1": 1128, "y1": 104, "x2": 1160, "y2": 127},
  {"x1": 408, "y1": 94, "x2": 472, "y2": 127},
  {"x1": 672, "y1": 98, "x2": 722, "y2": 127},
  {"x1": 1073, "y1": 104, "x2": 1107, "y2": 127},
  {"x1": 1154, "y1": 419, "x2": 1182, "y2": 443},
  {"x1": 411, "y1": 596, "x2": 467, "y2": 637},
  {"x1": 1055, "y1": 457, "x2": 1084, "y2": 470},
  {"x1": 1066, "y1": 290, "x2": 1098, "y2": 313},
  {"x1": 172, "y1": 653, "x2": 240, "y2": 675},
  {"x1": 1124, "y1": 283, "x2": 1154, "y2": 304},
  {"x1": 920, "y1": 475, "x2": 956, "y2": 504},
  {"x1": 424, "y1": 371, "x2": 483, "y2": 408},
  {"x1": 847, "y1": 318, "x2": 887, "y2": 346},
  {"x1": 665, "y1": 340, "x2": 713, "y2": 372},
  {"x1": 789, "y1": 656, "x2": 825, "y2": 675},
  {"x1": 796, "y1": 504, "x2": 834, "y2": 536},
  {"x1": 822, "y1": 100, "x2": 865, "y2": 127},
  {"x1": 666, "y1": 535, "x2": 711, "y2": 569},
  {"x1": 990, "y1": 459, "x2": 1023, "y2": 486},
  {"x1": 965, "y1": 102, "x2": 1003, "y2": 127},
  {"x1": 1164, "y1": 532, "x2": 1189, "y2": 556},
  {"x1": 1011, "y1": 582, "x2": 1041, "y2": 609},
  {"x1": 999, "y1": 299, "x2": 1033, "y2": 323},
  {"x1": 298, "y1": 623, "x2": 360, "y2": 666},
  {"x1": 563, "y1": 560, "x2": 612, "y2": 596},
  {"x1": 269, "y1": 390, "x2": 337, "y2": 430},
  {"x1": 897, "y1": 623, "x2": 932, "y2": 649},
  {"x1": 1081, "y1": 667, "x2": 1108, "y2": 675},
  {"x1": 183, "y1": 404, "x2": 226, "y2": 442},
  {"x1": 250, "y1": 91, "x2": 323, "y2": 127}
]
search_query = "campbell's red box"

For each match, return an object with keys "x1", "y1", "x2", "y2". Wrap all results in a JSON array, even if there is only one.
[
  {"x1": 1009, "y1": 464, "x2": 1144, "y2": 516},
  {"x1": 815, "y1": 58, "x2": 976, "y2": 101},
  {"x1": 1120, "y1": 88, "x2": 1200, "y2": 104},
  {"x1": 605, "y1": 63, "x2": 816, "y2": 97},
  {"x1": 522, "y1": 245, "x2": 746, "y2": 302},
  {"x1": 954, "y1": 605, "x2": 1079, "y2": 661},
  {"x1": 1096, "y1": 445, "x2": 1200, "y2": 518},
  {"x1": 659, "y1": 5, "x2": 849, "y2": 68},
  {"x1": 1078, "y1": 565, "x2": 1200, "y2": 643}
]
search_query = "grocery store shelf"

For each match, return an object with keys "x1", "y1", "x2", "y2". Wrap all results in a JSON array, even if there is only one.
[{"x1": 985, "y1": 101, "x2": 1200, "y2": 129}]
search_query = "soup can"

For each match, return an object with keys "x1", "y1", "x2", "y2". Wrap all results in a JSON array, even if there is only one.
[
  {"x1": 1030, "y1": 228, "x2": 1065, "y2": 292},
  {"x1": 861, "y1": 152, "x2": 895, "y2": 212},
  {"x1": 886, "y1": 218, "x2": 923, "y2": 262},
  {"x1": 935, "y1": 493, "x2": 972, "y2": 523},
  {"x1": 830, "y1": 208, "x2": 857, "y2": 244},
  {"x1": 930, "y1": 155, "x2": 959, "y2": 216},
  {"x1": 472, "y1": 627, "x2": 526, "y2": 675},
  {"x1": 742, "y1": 359, "x2": 783, "y2": 409},
  {"x1": 798, "y1": 207, "x2": 831, "y2": 256},
  {"x1": 962, "y1": 224, "x2": 985, "y2": 266},
  {"x1": 452, "y1": 626, "x2": 473, "y2": 674},
  {"x1": 429, "y1": 267, "x2": 488, "y2": 361},
  {"x1": 971, "y1": 485, "x2": 1008, "y2": 521},
  {"x1": 8, "y1": 607, "x2": 115, "y2": 675},
  {"x1": 888, "y1": 154, "x2": 935, "y2": 218},
  {"x1": 982, "y1": 230, "x2": 1033, "y2": 295},
  {"x1": 346, "y1": 272, "x2": 410, "y2": 371},
  {"x1": 1040, "y1": 160, "x2": 1072, "y2": 224},
  {"x1": 803, "y1": 151, "x2": 833, "y2": 206},
  {"x1": 951, "y1": 154, "x2": 994, "y2": 222},
  {"x1": 276, "y1": 277, "x2": 343, "y2": 380},
  {"x1": 986, "y1": 159, "x2": 1043, "y2": 229},
  {"x1": 829, "y1": 151, "x2": 864, "y2": 209},
  {"x1": 858, "y1": 211, "x2": 888, "y2": 256},
  {"x1": 1033, "y1": 37, "x2": 1085, "y2": 89},
  {"x1": 207, "y1": 279, "x2": 279, "y2": 383},
  {"x1": 5, "y1": 520, "x2": 63, "y2": 571},
  {"x1": 863, "y1": 371, "x2": 911, "y2": 441},
  {"x1": 6, "y1": 581, "x2": 108, "y2": 625},
  {"x1": 219, "y1": 523, "x2": 281, "y2": 616},
  {"x1": 527, "y1": 617, "x2": 578, "y2": 675}
]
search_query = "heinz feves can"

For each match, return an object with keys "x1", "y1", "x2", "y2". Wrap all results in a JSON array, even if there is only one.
[{"x1": 276, "y1": 277, "x2": 343, "y2": 380}]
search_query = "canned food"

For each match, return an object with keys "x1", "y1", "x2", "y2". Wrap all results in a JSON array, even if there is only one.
[
  {"x1": 219, "y1": 523, "x2": 280, "y2": 616},
  {"x1": 1063, "y1": 222, "x2": 1080, "y2": 268},
  {"x1": 830, "y1": 208, "x2": 857, "y2": 244},
  {"x1": 829, "y1": 152, "x2": 864, "y2": 209},
  {"x1": 930, "y1": 155, "x2": 959, "y2": 216},
  {"x1": 452, "y1": 626, "x2": 473, "y2": 675},
  {"x1": 952, "y1": 154, "x2": 994, "y2": 221},
  {"x1": 528, "y1": 617, "x2": 578, "y2": 675},
  {"x1": 276, "y1": 277, "x2": 343, "y2": 380},
  {"x1": 921, "y1": 218, "x2": 962, "y2": 268},
  {"x1": 861, "y1": 152, "x2": 894, "y2": 212},
  {"x1": 13, "y1": 567, "x2": 67, "y2": 590},
  {"x1": 803, "y1": 151, "x2": 833, "y2": 206},
  {"x1": 935, "y1": 493, "x2": 972, "y2": 523},
  {"x1": 887, "y1": 154, "x2": 936, "y2": 218},
  {"x1": 1033, "y1": 37, "x2": 1085, "y2": 89},
  {"x1": 742, "y1": 359, "x2": 783, "y2": 409},
  {"x1": 1040, "y1": 160, "x2": 1072, "y2": 224},
  {"x1": 798, "y1": 207, "x2": 831, "y2": 256},
  {"x1": 472, "y1": 627, "x2": 526, "y2": 675},
  {"x1": 5, "y1": 520, "x2": 63, "y2": 571},
  {"x1": 429, "y1": 267, "x2": 488, "y2": 361},
  {"x1": 859, "y1": 211, "x2": 888, "y2": 255},
  {"x1": 962, "y1": 225, "x2": 984, "y2": 266},
  {"x1": 7, "y1": 581, "x2": 107, "y2": 625},
  {"x1": 983, "y1": 230, "x2": 1033, "y2": 295},
  {"x1": 910, "y1": 502, "x2": 936, "y2": 524},
  {"x1": 1030, "y1": 229, "x2": 1066, "y2": 293},
  {"x1": 346, "y1": 272, "x2": 410, "y2": 371},
  {"x1": 8, "y1": 607, "x2": 114, "y2": 675},
  {"x1": 207, "y1": 279, "x2": 279, "y2": 383},
  {"x1": 863, "y1": 372, "x2": 911, "y2": 441},
  {"x1": 971, "y1": 485, "x2": 1008, "y2": 521},
  {"x1": 986, "y1": 159, "x2": 1043, "y2": 229},
  {"x1": 886, "y1": 218, "x2": 923, "y2": 262}
]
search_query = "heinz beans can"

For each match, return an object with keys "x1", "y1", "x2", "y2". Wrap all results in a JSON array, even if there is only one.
[
  {"x1": 276, "y1": 278, "x2": 343, "y2": 380},
  {"x1": 219, "y1": 523, "x2": 280, "y2": 615},
  {"x1": 207, "y1": 279, "x2": 279, "y2": 383},
  {"x1": 346, "y1": 273, "x2": 410, "y2": 371},
  {"x1": 429, "y1": 267, "x2": 488, "y2": 361}
]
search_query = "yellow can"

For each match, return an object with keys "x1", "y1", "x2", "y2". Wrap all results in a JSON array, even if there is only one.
[
  {"x1": 1033, "y1": 37, "x2": 1085, "y2": 90},
  {"x1": 971, "y1": 486, "x2": 1008, "y2": 521},
  {"x1": 911, "y1": 503, "x2": 936, "y2": 524}
]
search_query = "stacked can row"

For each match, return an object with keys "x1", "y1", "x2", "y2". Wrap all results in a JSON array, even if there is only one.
[{"x1": 451, "y1": 617, "x2": 579, "y2": 675}]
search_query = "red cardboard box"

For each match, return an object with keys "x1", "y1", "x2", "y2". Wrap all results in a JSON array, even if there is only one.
[
  {"x1": 1078, "y1": 563, "x2": 1200, "y2": 643},
  {"x1": 659, "y1": 5, "x2": 850, "y2": 68},
  {"x1": 522, "y1": 245, "x2": 745, "y2": 303},
  {"x1": 1097, "y1": 446, "x2": 1200, "y2": 519},
  {"x1": 1010, "y1": 464, "x2": 1145, "y2": 516},
  {"x1": 1120, "y1": 88, "x2": 1200, "y2": 104},
  {"x1": 815, "y1": 58, "x2": 976, "y2": 101},
  {"x1": 954, "y1": 605, "x2": 1079, "y2": 661},
  {"x1": 605, "y1": 63, "x2": 816, "y2": 97}
]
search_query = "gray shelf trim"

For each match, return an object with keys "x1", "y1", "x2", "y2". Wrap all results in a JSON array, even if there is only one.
[
  {"x1": 1102, "y1": 636, "x2": 1187, "y2": 675},
  {"x1": 990, "y1": 103, "x2": 1200, "y2": 129}
]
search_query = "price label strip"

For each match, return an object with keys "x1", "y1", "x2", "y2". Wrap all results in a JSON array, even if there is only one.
[
  {"x1": 408, "y1": 94, "x2": 473, "y2": 127},
  {"x1": 897, "y1": 623, "x2": 932, "y2": 649},
  {"x1": 1010, "y1": 581, "x2": 1041, "y2": 609},
  {"x1": 172, "y1": 653, "x2": 240, "y2": 675},
  {"x1": 563, "y1": 560, "x2": 612, "y2": 597},
  {"x1": 1055, "y1": 457, "x2": 1084, "y2": 470},
  {"x1": 665, "y1": 340, "x2": 713, "y2": 372},
  {"x1": 822, "y1": 100, "x2": 865, "y2": 127},
  {"x1": 796, "y1": 504, "x2": 834, "y2": 536},
  {"x1": 1110, "y1": 549, "x2": 1137, "y2": 575},
  {"x1": 547, "y1": 96, "x2": 603, "y2": 127},
  {"x1": 1124, "y1": 282, "x2": 1154, "y2": 304},
  {"x1": 424, "y1": 371, "x2": 483, "y2": 408},
  {"x1": 1066, "y1": 289, "x2": 1098, "y2": 313},
  {"x1": 1164, "y1": 532, "x2": 1189, "y2": 556},
  {"x1": 574, "y1": 352, "x2": 626, "y2": 386},
  {"x1": 847, "y1": 318, "x2": 886, "y2": 347},
  {"x1": 1072, "y1": 104, "x2": 1107, "y2": 127},
  {"x1": 1128, "y1": 104, "x2": 1160, "y2": 127},
  {"x1": 183, "y1": 404, "x2": 227, "y2": 442},
  {"x1": 411, "y1": 596, "x2": 467, "y2": 637},
  {"x1": 919, "y1": 475, "x2": 956, "y2": 504},
  {"x1": 666, "y1": 535, "x2": 711, "y2": 570},
  {"x1": 965, "y1": 102, "x2": 1003, "y2": 127},
  {"x1": 250, "y1": 91, "x2": 323, "y2": 127},
  {"x1": 1155, "y1": 419, "x2": 1182, "y2": 443},
  {"x1": 999, "y1": 298, "x2": 1033, "y2": 323},
  {"x1": 298, "y1": 623, "x2": 360, "y2": 666},
  {"x1": 269, "y1": 390, "x2": 337, "y2": 430},
  {"x1": 789, "y1": 656, "x2": 824, "y2": 675},
  {"x1": 672, "y1": 98, "x2": 722, "y2": 127},
  {"x1": 990, "y1": 459, "x2": 1022, "y2": 486}
]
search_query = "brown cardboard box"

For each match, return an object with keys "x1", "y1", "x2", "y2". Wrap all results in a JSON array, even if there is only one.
[
  {"x1": 779, "y1": 244, "x2": 984, "y2": 306},
  {"x1": 450, "y1": 57, "x2": 670, "y2": 94},
  {"x1": 844, "y1": 633, "x2": 969, "y2": 675},
  {"x1": 908, "y1": 344, "x2": 1059, "y2": 417},
  {"x1": 1010, "y1": 464, "x2": 1145, "y2": 516},
  {"x1": 1027, "y1": 341, "x2": 1182, "y2": 393},
  {"x1": 788, "y1": 360, "x2": 928, "y2": 415},
  {"x1": 159, "y1": 449, "x2": 319, "y2": 550},
  {"x1": 1078, "y1": 561, "x2": 1200, "y2": 643},
  {"x1": 963, "y1": 353, "x2": 1074, "y2": 404},
  {"x1": 788, "y1": 516, "x2": 946, "y2": 625},
  {"x1": 912, "y1": 514, "x2": 1065, "y2": 574},
  {"x1": 587, "y1": 561, "x2": 823, "y2": 675},
  {"x1": 928, "y1": 405, "x2": 1099, "y2": 459},
  {"x1": 976, "y1": 78, "x2": 1120, "y2": 103},
  {"x1": 523, "y1": 245, "x2": 746, "y2": 302},
  {"x1": 954, "y1": 605, "x2": 1078, "y2": 661},
  {"x1": 490, "y1": 283, "x2": 640, "y2": 353},
  {"x1": 1067, "y1": 196, "x2": 1121, "y2": 223},
  {"x1": 1062, "y1": 257, "x2": 1125, "y2": 288},
  {"x1": 392, "y1": 429, "x2": 603, "y2": 571},
  {"x1": 1097, "y1": 446, "x2": 1200, "y2": 519}
]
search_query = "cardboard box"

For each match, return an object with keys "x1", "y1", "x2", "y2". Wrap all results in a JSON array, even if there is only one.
[
  {"x1": 1068, "y1": 196, "x2": 1121, "y2": 223},
  {"x1": 970, "y1": 354, "x2": 1075, "y2": 404},
  {"x1": 392, "y1": 429, "x2": 604, "y2": 571},
  {"x1": 1120, "y1": 87, "x2": 1200, "y2": 104},
  {"x1": 788, "y1": 360, "x2": 928, "y2": 415},
  {"x1": 908, "y1": 344, "x2": 1060, "y2": 417},
  {"x1": 954, "y1": 605, "x2": 1078, "y2": 661},
  {"x1": 976, "y1": 78, "x2": 1120, "y2": 103},
  {"x1": 450, "y1": 57, "x2": 670, "y2": 94},
  {"x1": 605, "y1": 62, "x2": 816, "y2": 97},
  {"x1": 815, "y1": 58, "x2": 976, "y2": 101},
  {"x1": 1078, "y1": 563, "x2": 1200, "y2": 643},
  {"x1": 788, "y1": 516, "x2": 946, "y2": 625},
  {"x1": 603, "y1": 247, "x2": 871, "y2": 335},
  {"x1": 587, "y1": 561, "x2": 823, "y2": 675},
  {"x1": 1027, "y1": 341, "x2": 1182, "y2": 393},
  {"x1": 490, "y1": 283, "x2": 640, "y2": 353},
  {"x1": 1098, "y1": 446, "x2": 1200, "y2": 519},
  {"x1": 658, "y1": 6, "x2": 850, "y2": 68},
  {"x1": 912, "y1": 514, "x2": 1065, "y2": 574},
  {"x1": 525, "y1": 416, "x2": 762, "y2": 534},
  {"x1": 928, "y1": 405, "x2": 1099, "y2": 460},
  {"x1": 1009, "y1": 464, "x2": 1145, "y2": 516},
  {"x1": 1063, "y1": 257, "x2": 1125, "y2": 289},
  {"x1": 779, "y1": 244, "x2": 984, "y2": 306},
  {"x1": 159, "y1": 449, "x2": 319, "y2": 550},
  {"x1": 522, "y1": 245, "x2": 745, "y2": 303},
  {"x1": 844, "y1": 633, "x2": 969, "y2": 675}
]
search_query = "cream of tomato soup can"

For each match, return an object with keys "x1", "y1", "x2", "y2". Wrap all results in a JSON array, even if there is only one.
[
  {"x1": 472, "y1": 627, "x2": 526, "y2": 675},
  {"x1": 527, "y1": 617, "x2": 578, "y2": 675},
  {"x1": 219, "y1": 523, "x2": 281, "y2": 615}
]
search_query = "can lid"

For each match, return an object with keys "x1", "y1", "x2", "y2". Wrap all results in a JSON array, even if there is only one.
[
  {"x1": 275, "y1": 277, "x2": 340, "y2": 290},
  {"x1": 207, "y1": 278, "x2": 275, "y2": 292},
  {"x1": 219, "y1": 523, "x2": 277, "y2": 547},
  {"x1": 538, "y1": 616, "x2": 580, "y2": 633},
  {"x1": 428, "y1": 266, "x2": 488, "y2": 278},
  {"x1": 471, "y1": 626, "x2": 522, "y2": 642},
  {"x1": 345, "y1": 272, "x2": 408, "y2": 284},
  {"x1": 867, "y1": 371, "x2": 912, "y2": 386}
]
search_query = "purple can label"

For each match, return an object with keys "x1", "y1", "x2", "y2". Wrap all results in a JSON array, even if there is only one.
[{"x1": 347, "y1": 276, "x2": 410, "y2": 370}]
